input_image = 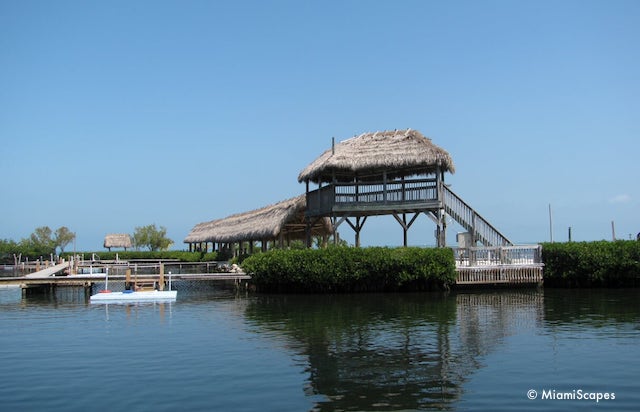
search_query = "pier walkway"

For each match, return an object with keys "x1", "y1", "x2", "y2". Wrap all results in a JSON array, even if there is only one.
[
  {"x1": 0, "y1": 272, "x2": 251, "y2": 288},
  {"x1": 24, "y1": 262, "x2": 70, "y2": 279}
]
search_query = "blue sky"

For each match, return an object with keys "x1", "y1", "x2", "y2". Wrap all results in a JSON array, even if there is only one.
[{"x1": 1, "y1": 0, "x2": 638, "y2": 250}]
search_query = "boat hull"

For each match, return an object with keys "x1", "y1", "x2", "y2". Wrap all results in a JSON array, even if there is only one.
[{"x1": 90, "y1": 290, "x2": 177, "y2": 302}]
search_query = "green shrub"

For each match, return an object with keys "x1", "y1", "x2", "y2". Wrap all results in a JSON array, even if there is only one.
[
  {"x1": 61, "y1": 250, "x2": 205, "y2": 262},
  {"x1": 241, "y1": 246, "x2": 456, "y2": 293},
  {"x1": 201, "y1": 252, "x2": 219, "y2": 262},
  {"x1": 541, "y1": 240, "x2": 640, "y2": 287}
]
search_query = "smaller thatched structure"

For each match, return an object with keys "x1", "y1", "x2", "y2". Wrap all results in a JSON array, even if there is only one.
[
  {"x1": 104, "y1": 234, "x2": 132, "y2": 251},
  {"x1": 184, "y1": 195, "x2": 332, "y2": 253},
  {"x1": 298, "y1": 128, "x2": 455, "y2": 183}
]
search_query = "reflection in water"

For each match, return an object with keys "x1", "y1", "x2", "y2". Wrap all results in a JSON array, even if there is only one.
[
  {"x1": 543, "y1": 288, "x2": 640, "y2": 326},
  {"x1": 245, "y1": 291, "x2": 547, "y2": 411},
  {"x1": 97, "y1": 300, "x2": 175, "y2": 323},
  {"x1": 2, "y1": 285, "x2": 638, "y2": 411},
  {"x1": 456, "y1": 291, "x2": 545, "y2": 360}
]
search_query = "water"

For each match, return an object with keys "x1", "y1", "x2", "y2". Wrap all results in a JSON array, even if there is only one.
[{"x1": 0, "y1": 286, "x2": 638, "y2": 411}]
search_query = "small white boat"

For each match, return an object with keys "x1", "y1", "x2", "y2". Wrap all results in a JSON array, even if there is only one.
[
  {"x1": 89, "y1": 266, "x2": 177, "y2": 303},
  {"x1": 90, "y1": 289, "x2": 177, "y2": 302}
]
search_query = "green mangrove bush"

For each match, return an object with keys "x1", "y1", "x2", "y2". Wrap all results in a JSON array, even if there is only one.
[
  {"x1": 541, "y1": 240, "x2": 640, "y2": 287},
  {"x1": 60, "y1": 250, "x2": 216, "y2": 262},
  {"x1": 241, "y1": 246, "x2": 456, "y2": 292}
]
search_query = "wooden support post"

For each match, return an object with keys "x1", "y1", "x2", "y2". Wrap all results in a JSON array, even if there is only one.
[
  {"x1": 345, "y1": 216, "x2": 367, "y2": 248},
  {"x1": 125, "y1": 268, "x2": 132, "y2": 290},
  {"x1": 403, "y1": 214, "x2": 408, "y2": 247},
  {"x1": 305, "y1": 216, "x2": 311, "y2": 248},
  {"x1": 84, "y1": 282, "x2": 92, "y2": 299},
  {"x1": 383, "y1": 171, "x2": 388, "y2": 203},
  {"x1": 332, "y1": 216, "x2": 338, "y2": 245},
  {"x1": 441, "y1": 208, "x2": 447, "y2": 247},
  {"x1": 392, "y1": 212, "x2": 420, "y2": 247},
  {"x1": 159, "y1": 263, "x2": 164, "y2": 291}
]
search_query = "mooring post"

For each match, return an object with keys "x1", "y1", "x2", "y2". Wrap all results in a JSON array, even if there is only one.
[
  {"x1": 159, "y1": 263, "x2": 165, "y2": 291},
  {"x1": 84, "y1": 282, "x2": 92, "y2": 299}
]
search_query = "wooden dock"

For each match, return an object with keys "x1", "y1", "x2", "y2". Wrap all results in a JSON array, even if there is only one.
[
  {"x1": 0, "y1": 260, "x2": 251, "y2": 298},
  {"x1": 0, "y1": 272, "x2": 250, "y2": 288},
  {"x1": 454, "y1": 245, "x2": 543, "y2": 286}
]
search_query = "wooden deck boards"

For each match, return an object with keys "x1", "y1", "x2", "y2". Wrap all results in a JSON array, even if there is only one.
[{"x1": 23, "y1": 263, "x2": 69, "y2": 278}]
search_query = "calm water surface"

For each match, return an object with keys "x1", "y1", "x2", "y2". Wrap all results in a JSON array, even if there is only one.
[{"x1": 0, "y1": 285, "x2": 638, "y2": 411}]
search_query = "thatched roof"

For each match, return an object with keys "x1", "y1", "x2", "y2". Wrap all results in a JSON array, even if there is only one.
[
  {"x1": 184, "y1": 195, "x2": 332, "y2": 244},
  {"x1": 104, "y1": 234, "x2": 132, "y2": 249},
  {"x1": 298, "y1": 129, "x2": 455, "y2": 183}
]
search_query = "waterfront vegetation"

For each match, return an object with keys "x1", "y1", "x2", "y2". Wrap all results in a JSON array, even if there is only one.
[
  {"x1": 241, "y1": 246, "x2": 456, "y2": 292},
  {"x1": 0, "y1": 224, "x2": 174, "y2": 263},
  {"x1": 541, "y1": 240, "x2": 640, "y2": 287},
  {"x1": 4, "y1": 235, "x2": 640, "y2": 289},
  {"x1": 60, "y1": 250, "x2": 220, "y2": 262}
]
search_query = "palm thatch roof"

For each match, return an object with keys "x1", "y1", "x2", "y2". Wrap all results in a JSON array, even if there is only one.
[
  {"x1": 184, "y1": 195, "x2": 332, "y2": 244},
  {"x1": 104, "y1": 233, "x2": 132, "y2": 249},
  {"x1": 298, "y1": 129, "x2": 455, "y2": 183}
]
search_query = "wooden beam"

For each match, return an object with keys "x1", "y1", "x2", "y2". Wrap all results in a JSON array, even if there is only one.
[{"x1": 344, "y1": 216, "x2": 367, "y2": 247}]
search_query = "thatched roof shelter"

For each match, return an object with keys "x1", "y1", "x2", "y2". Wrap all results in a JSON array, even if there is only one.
[
  {"x1": 298, "y1": 129, "x2": 455, "y2": 183},
  {"x1": 104, "y1": 233, "x2": 132, "y2": 250},
  {"x1": 184, "y1": 195, "x2": 332, "y2": 245}
]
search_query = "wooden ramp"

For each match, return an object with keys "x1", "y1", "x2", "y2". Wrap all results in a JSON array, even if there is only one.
[{"x1": 24, "y1": 263, "x2": 69, "y2": 279}]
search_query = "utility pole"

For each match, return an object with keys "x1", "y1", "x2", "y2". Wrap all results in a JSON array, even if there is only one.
[
  {"x1": 548, "y1": 204, "x2": 553, "y2": 243},
  {"x1": 611, "y1": 221, "x2": 616, "y2": 241}
]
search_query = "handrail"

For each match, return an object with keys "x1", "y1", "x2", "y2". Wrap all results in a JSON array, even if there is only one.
[
  {"x1": 306, "y1": 178, "x2": 439, "y2": 215},
  {"x1": 443, "y1": 185, "x2": 512, "y2": 246}
]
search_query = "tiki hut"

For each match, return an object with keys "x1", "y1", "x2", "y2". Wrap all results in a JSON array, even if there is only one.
[
  {"x1": 184, "y1": 195, "x2": 332, "y2": 254},
  {"x1": 299, "y1": 129, "x2": 456, "y2": 247},
  {"x1": 298, "y1": 129, "x2": 455, "y2": 183},
  {"x1": 104, "y1": 234, "x2": 132, "y2": 251},
  {"x1": 298, "y1": 128, "x2": 512, "y2": 247}
]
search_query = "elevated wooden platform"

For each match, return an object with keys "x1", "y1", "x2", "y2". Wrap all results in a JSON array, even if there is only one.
[{"x1": 305, "y1": 175, "x2": 513, "y2": 249}]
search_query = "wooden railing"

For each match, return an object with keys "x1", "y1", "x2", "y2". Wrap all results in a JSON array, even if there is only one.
[
  {"x1": 443, "y1": 185, "x2": 512, "y2": 246},
  {"x1": 454, "y1": 245, "x2": 544, "y2": 285},
  {"x1": 306, "y1": 178, "x2": 439, "y2": 216},
  {"x1": 453, "y1": 245, "x2": 542, "y2": 267}
]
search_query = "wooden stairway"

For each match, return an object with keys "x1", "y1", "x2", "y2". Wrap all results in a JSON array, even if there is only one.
[{"x1": 442, "y1": 185, "x2": 512, "y2": 247}]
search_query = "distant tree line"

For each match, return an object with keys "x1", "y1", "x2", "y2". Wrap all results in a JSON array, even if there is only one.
[
  {"x1": 0, "y1": 226, "x2": 75, "y2": 262},
  {"x1": 0, "y1": 224, "x2": 175, "y2": 263}
]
